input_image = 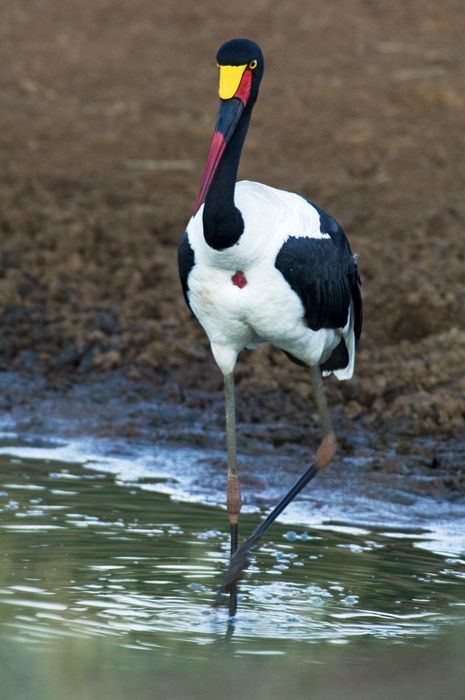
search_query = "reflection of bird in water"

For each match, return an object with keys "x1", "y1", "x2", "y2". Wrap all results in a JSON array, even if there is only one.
[{"x1": 178, "y1": 38, "x2": 362, "y2": 605}]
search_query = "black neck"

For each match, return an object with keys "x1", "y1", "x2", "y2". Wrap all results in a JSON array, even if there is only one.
[{"x1": 202, "y1": 108, "x2": 252, "y2": 251}]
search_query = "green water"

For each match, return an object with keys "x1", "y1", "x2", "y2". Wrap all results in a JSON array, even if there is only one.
[{"x1": 0, "y1": 443, "x2": 464, "y2": 699}]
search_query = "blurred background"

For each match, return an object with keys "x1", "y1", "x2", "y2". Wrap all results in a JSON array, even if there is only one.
[{"x1": 1, "y1": 0, "x2": 465, "y2": 437}]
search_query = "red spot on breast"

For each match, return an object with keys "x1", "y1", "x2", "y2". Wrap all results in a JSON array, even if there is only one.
[{"x1": 231, "y1": 270, "x2": 247, "y2": 288}]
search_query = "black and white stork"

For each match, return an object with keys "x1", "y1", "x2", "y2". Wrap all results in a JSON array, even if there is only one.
[{"x1": 178, "y1": 38, "x2": 362, "y2": 596}]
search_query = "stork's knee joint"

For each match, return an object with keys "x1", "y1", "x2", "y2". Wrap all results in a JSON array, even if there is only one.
[
  {"x1": 227, "y1": 473, "x2": 242, "y2": 524},
  {"x1": 316, "y1": 432, "x2": 336, "y2": 469}
]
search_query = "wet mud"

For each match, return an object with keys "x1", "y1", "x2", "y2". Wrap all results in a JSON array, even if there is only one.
[{"x1": 1, "y1": 1, "x2": 464, "y2": 500}]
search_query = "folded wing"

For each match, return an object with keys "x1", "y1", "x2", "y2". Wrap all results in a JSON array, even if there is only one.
[{"x1": 275, "y1": 202, "x2": 362, "y2": 343}]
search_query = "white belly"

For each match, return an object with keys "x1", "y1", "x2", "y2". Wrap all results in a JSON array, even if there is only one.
[{"x1": 188, "y1": 260, "x2": 340, "y2": 375}]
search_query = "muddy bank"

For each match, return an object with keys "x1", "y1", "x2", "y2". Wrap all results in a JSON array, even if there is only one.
[
  {"x1": 1, "y1": 371, "x2": 464, "y2": 513},
  {"x1": 1, "y1": 0, "x2": 465, "y2": 442}
]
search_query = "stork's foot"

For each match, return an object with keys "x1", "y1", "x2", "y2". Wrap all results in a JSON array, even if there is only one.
[{"x1": 316, "y1": 431, "x2": 336, "y2": 469}]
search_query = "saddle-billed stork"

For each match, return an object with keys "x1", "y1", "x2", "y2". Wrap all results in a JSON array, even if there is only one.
[{"x1": 178, "y1": 38, "x2": 362, "y2": 602}]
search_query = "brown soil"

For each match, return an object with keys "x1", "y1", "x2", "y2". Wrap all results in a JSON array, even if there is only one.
[{"x1": 1, "y1": 0, "x2": 465, "y2": 442}]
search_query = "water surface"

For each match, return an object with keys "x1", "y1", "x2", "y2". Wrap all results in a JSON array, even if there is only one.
[{"x1": 0, "y1": 436, "x2": 464, "y2": 698}]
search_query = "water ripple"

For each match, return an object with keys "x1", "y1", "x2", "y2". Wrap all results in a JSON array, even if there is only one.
[{"x1": 0, "y1": 444, "x2": 464, "y2": 656}]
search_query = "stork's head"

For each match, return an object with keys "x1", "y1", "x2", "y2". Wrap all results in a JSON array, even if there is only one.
[
  {"x1": 216, "y1": 38, "x2": 264, "y2": 106},
  {"x1": 195, "y1": 38, "x2": 264, "y2": 212}
]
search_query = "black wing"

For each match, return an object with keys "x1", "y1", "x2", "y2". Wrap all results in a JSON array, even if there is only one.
[
  {"x1": 178, "y1": 232, "x2": 195, "y2": 313},
  {"x1": 275, "y1": 201, "x2": 362, "y2": 341}
]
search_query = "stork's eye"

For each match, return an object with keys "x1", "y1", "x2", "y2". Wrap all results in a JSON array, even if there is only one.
[{"x1": 249, "y1": 59, "x2": 258, "y2": 70}]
